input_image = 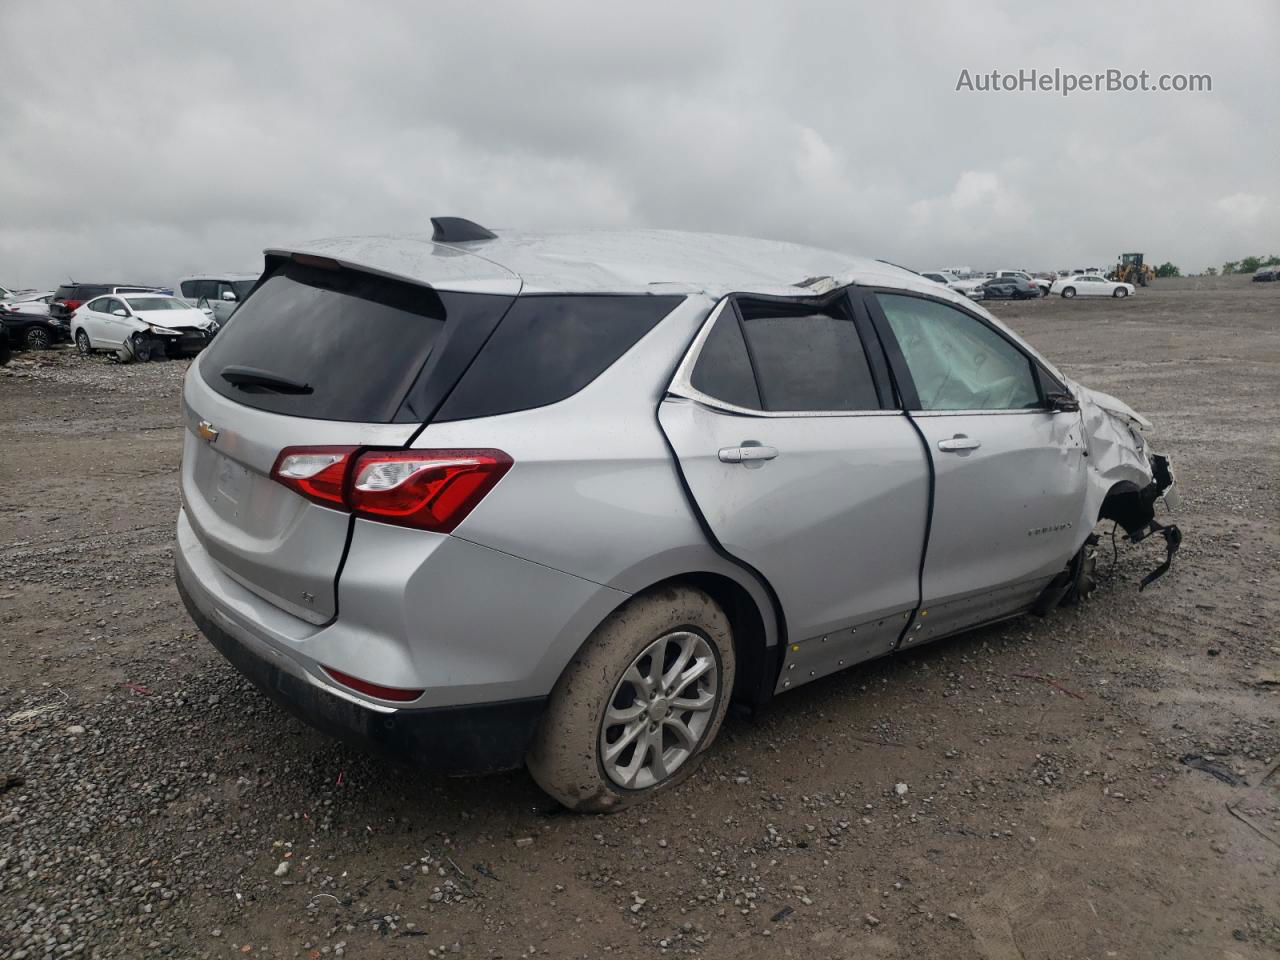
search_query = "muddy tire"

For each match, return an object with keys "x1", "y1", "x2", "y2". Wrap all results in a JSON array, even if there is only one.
[
  {"x1": 1062, "y1": 287, "x2": 1076, "y2": 299},
  {"x1": 76, "y1": 329, "x2": 92, "y2": 355},
  {"x1": 527, "y1": 586, "x2": 735, "y2": 813}
]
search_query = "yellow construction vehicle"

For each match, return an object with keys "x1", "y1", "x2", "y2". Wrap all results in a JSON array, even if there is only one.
[{"x1": 1111, "y1": 253, "x2": 1155, "y2": 287}]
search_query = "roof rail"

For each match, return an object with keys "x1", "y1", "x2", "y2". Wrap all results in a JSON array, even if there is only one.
[{"x1": 430, "y1": 217, "x2": 497, "y2": 243}]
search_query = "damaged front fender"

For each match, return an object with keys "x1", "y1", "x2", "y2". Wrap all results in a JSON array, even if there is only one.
[{"x1": 1069, "y1": 380, "x2": 1182, "y2": 589}]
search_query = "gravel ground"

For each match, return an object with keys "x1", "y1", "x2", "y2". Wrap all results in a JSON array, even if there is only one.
[{"x1": 1, "y1": 275, "x2": 1278, "y2": 959}]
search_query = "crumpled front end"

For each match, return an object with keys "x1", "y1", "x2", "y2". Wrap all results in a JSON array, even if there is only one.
[{"x1": 1071, "y1": 380, "x2": 1182, "y2": 589}]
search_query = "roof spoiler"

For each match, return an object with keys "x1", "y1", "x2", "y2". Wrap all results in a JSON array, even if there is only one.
[{"x1": 430, "y1": 217, "x2": 497, "y2": 243}]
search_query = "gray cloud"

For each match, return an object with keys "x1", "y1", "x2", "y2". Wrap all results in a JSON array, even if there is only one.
[{"x1": 1, "y1": 0, "x2": 1276, "y2": 290}]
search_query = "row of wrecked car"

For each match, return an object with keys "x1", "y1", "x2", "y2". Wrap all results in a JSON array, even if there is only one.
[{"x1": 0, "y1": 272, "x2": 254, "y2": 362}]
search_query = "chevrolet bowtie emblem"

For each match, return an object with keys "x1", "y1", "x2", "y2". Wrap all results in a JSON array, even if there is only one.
[{"x1": 197, "y1": 420, "x2": 220, "y2": 443}]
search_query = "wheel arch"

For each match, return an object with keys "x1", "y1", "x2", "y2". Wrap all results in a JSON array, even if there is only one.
[
  {"x1": 586, "y1": 569, "x2": 784, "y2": 711},
  {"x1": 1097, "y1": 479, "x2": 1153, "y2": 536}
]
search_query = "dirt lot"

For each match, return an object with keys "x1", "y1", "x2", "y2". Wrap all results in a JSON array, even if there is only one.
[{"x1": 1, "y1": 275, "x2": 1278, "y2": 960}]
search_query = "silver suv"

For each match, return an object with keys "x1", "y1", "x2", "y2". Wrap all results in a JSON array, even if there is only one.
[{"x1": 176, "y1": 220, "x2": 1180, "y2": 811}]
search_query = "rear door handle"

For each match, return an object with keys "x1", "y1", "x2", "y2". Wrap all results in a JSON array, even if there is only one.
[
  {"x1": 718, "y1": 444, "x2": 779, "y2": 464},
  {"x1": 937, "y1": 434, "x2": 981, "y2": 452}
]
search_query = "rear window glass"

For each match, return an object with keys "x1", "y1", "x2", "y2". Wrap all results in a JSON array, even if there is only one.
[
  {"x1": 736, "y1": 298, "x2": 880, "y2": 411},
  {"x1": 199, "y1": 260, "x2": 505, "y2": 423},
  {"x1": 435, "y1": 295, "x2": 682, "y2": 422}
]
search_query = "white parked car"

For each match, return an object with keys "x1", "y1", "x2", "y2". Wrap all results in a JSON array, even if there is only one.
[
  {"x1": 0, "y1": 291, "x2": 54, "y2": 315},
  {"x1": 1049, "y1": 275, "x2": 1136, "y2": 299},
  {"x1": 921, "y1": 270, "x2": 985, "y2": 300},
  {"x1": 72, "y1": 292, "x2": 218, "y2": 361}
]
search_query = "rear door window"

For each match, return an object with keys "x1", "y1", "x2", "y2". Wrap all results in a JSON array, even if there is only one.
[
  {"x1": 435, "y1": 295, "x2": 683, "y2": 421},
  {"x1": 199, "y1": 259, "x2": 509, "y2": 423},
  {"x1": 689, "y1": 305, "x2": 761, "y2": 410},
  {"x1": 736, "y1": 297, "x2": 881, "y2": 412}
]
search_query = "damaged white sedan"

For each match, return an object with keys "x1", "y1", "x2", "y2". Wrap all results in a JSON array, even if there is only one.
[{"x1": 72, "y1": 293, "x2": 218, "y2": 362}]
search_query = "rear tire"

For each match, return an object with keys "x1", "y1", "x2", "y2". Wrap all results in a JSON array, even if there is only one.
[
  {"x1": 527, "y1": 586, "x2": 735, "y2": 813},
  {"x1": 75, "y1": 329, "x2": 92, "y2": 355},
  {"x1": 1062, "y1": 287, "x2": 1077, "y2": 298}
]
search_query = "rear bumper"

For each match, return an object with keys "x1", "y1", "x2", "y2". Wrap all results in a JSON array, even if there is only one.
[
  {"x1": 174, "y1": 502, "x2": 626, "y2": 771},
  {"x1": 177, "y1": 565, "x2": 546, "y2": 774}
]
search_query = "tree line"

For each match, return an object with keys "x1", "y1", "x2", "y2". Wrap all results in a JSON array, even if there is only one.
[{"x1": 1142, "y1": 255, "x2": 1279, "y2": 278}]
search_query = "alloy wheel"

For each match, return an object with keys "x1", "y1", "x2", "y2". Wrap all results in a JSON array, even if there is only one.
[{"x1": 599, "y1": 630, "x2": 720, "y2": 790}]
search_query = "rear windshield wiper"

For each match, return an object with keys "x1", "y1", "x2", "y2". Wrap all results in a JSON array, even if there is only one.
[{"x1": 220, "y1": 365, "x2": 313, "y2": 395}]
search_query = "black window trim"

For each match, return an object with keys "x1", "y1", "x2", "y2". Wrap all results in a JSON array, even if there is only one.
[
  {"x1": 667, "y1": 286, "x2": 901, "y2": 418},
  {"x1": 859, "y1": 286, "x2": 1055, "y2": 415}
]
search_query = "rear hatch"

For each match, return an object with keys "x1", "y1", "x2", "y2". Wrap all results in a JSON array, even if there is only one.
[{"x1": 180, "y1": 255, "x2": 517, "y2": 623}]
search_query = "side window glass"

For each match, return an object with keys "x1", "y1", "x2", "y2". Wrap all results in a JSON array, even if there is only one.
[
  {"x1": 737, "y1": 298, "x2": 880, "y2": 411},
  {"x1": 180, "y1": 281, "x2": 197, "y2": 298},
  {"x1": 876, "y1": 294, "x2": 1040, "y2": 411},
  {"x1": 435, "y1": 295, "x2": 683, "y2": 422},
  {"x1": 689, "y1": 305, "x2": 761, "y2": 410},
  {"x1": 104, "y1": 298, "x2": 123, "y2": 314}
]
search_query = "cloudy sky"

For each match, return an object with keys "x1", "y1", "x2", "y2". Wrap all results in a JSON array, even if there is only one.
[{"x1": 1, "y1": 0, "x2": 1275, "y2": 290}]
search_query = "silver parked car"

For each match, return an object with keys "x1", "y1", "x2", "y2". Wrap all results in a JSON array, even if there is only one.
[
  {"x1": 176, "y1": 273, "x2": 259, "y2": 327},
  {"x1": 176, "y1": 220, "x2": 1181, "y2": 811}
]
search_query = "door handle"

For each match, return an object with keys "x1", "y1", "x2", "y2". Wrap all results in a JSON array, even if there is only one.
[
  {"x1": 718, "y1": 444, "x2": 779, "y2": 464},
  {"x1": 937, "y1": 434, "x2": 981, "y2": 452}
]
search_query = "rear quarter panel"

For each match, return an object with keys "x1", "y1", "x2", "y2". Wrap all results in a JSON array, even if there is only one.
[{"x1": 419, "y1": 294, "x2": 778, "y2": 638}]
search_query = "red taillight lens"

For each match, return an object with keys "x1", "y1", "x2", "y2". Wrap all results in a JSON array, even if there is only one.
[
  {"x1": 270, "y1": 446, "x2": 356, "y2": 508},
  {"x1": 348, "y1": 448, "x2": 512, "y2": 532},
  {"x1": 268, "y1": 445, "x2": 512, "y2": 531},
  {"x1": 322, "y1": 666, "x2": 424, "y2": 703}
]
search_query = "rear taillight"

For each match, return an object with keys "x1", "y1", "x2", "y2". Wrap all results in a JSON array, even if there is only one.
[
  {"x1": 348, "y1": 449, "x2": 512, "y2": 532},
  {"x1": 270, "y1": 446, "x2": 354, "y2": 508},
  {"x1": 269, "y1": 446, "x2": 511, "y2": 532}
]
